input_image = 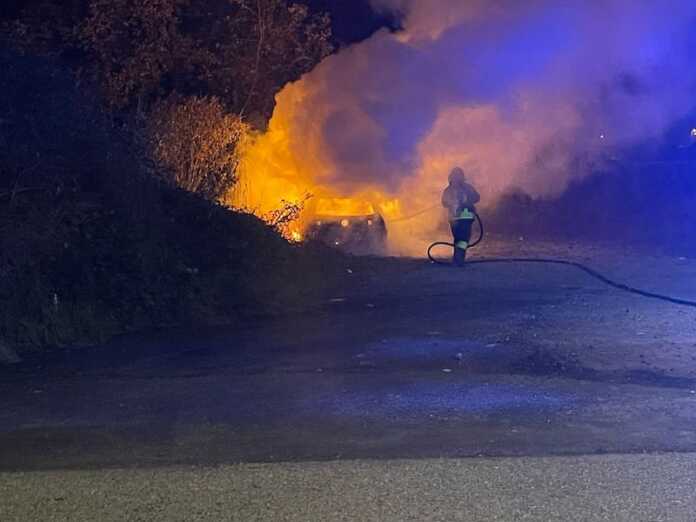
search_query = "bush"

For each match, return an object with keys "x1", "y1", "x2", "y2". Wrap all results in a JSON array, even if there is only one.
[
  {"x1": 148, "y1": 95, "x2": 249, "y2": 201},
  {"x1": 0, "y1": 48, "x2": 344, "y2": 353}
]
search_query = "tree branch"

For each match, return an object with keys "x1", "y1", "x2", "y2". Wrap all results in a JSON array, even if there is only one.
[{"x1": 238, "y1": 0, "x2": 266, "y2": 119}]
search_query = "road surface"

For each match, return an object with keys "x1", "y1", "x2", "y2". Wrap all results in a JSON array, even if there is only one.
[
  {"x1": 3, "y1": 454, "x2": 696, "y2": 521},
  {"x1": 1, "y1": 239, "x2": 696, "y2": 519}
]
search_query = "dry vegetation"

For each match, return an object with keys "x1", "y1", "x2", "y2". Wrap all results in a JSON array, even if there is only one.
[
  {"x1": 149, "y1": 96, "x2": 250, "y2": 200},
  {"x1": 0, "y1": 1, "x2": 338, "y2": 354}
]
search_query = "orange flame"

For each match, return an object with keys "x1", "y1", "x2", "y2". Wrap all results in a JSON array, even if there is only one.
[
  {"x1": 228, "y1": 78, "x2": 420, "y2": 249},
  {"x1": 228, "y1": 56, "x2": 448, "y2": 255}
]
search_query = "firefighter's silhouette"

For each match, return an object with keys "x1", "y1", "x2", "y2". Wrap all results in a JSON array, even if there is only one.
[{"x1": 441, "y1": 167, "x2": 480, "y2": 265}]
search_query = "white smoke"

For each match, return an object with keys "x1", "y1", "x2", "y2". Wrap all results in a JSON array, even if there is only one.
[{"x1": 244, "y1": 0, "x2": 696, "y2": 253}]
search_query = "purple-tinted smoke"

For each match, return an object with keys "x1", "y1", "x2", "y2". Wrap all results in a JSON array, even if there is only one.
[{"x1": 240, "y1": 0, "x2": 696, "y2": 253}]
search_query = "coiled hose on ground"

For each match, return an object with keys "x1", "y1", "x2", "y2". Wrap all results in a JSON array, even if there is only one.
[{"x1": 427, "y1": 212, "x2": 696, "y2": 308}]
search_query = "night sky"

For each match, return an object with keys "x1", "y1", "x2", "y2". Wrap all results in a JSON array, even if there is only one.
[{"x1": 308, "y1": 0, "x2": 400, "y2": 45}]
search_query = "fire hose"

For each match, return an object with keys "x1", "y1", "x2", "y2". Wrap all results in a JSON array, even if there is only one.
[
  {"x1": 427, "y1": 210, "x2": 485, "y2": 262},
  {"x1": 427, "y1": 212, "x2": 696, "y2": 308}
]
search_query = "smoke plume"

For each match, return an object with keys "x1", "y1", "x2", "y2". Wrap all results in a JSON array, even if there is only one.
[{"x1": 237, "y1": 0, "x2": 696, "y2": 254}]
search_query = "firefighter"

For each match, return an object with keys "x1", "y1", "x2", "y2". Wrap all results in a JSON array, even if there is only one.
[{"x1": 441, "y1": 167, "x2": 480, "y2": 265}]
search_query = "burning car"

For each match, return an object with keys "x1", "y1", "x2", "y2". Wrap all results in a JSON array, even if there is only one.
[{"x1": 305, "y1": 198, "x2": 387, "y2": 254}]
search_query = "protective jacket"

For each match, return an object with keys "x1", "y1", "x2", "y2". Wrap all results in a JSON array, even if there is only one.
[{"x1": 441, "y1": 181, "x2": 480, "y2": 219}]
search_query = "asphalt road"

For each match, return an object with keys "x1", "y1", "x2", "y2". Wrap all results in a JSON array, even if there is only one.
[
  {"x1": 1, "y1": 240, "x2": 696, "y2": 519},
  {"x1": 3, "y1": 454, "x2": 696, "y2": 521}
]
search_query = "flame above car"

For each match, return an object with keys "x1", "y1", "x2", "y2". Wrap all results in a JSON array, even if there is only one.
[{"x1": 314, "y1": 198, "x2": 376, "y2": 217}]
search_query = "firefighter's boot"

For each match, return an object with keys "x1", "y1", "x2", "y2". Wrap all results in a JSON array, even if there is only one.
[{"x1": 451, "y1": 208, "x2": 475, "y2": 266}]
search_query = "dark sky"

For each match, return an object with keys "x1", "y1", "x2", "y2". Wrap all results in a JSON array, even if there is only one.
[
  {"x1": 308, "y1": 0, "x2": 400, "y2": 45},
  {"x1": 0, "y1": 0, "x2": 25, "y2": 20}
]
